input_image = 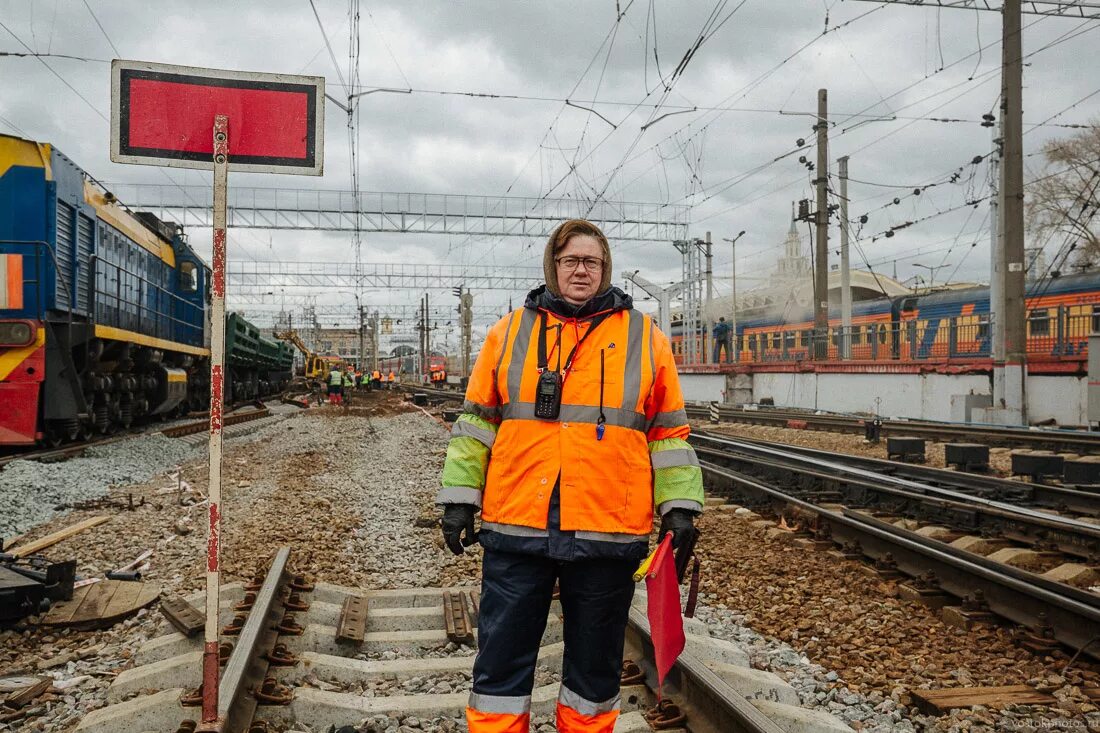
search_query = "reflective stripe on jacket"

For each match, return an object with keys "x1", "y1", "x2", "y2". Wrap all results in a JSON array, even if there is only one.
[{"x1": 439, "y1": 286, "x2": 703, "y2": 542}]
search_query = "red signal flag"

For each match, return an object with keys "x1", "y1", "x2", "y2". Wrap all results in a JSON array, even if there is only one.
[{"x1": 645, "y1": 533, "x2": 685, "y2": 697}]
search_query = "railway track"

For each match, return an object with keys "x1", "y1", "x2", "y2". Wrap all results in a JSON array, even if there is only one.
[
  {"x1": 0, "y1": 405, "x2": 273, "y2": 470},
  {"x1": 685, "y1": 403, "x2": 1100, "y2": 454},
  {"x1": 691, "y1": 432, "x2": 1100, "y2": 560},
  {"x1": 74, "y1": 546, "x2": 852, "y2": 733},
  {"x1": 698, "y1": 431, "x2": 1100, "y2": 516},
  {"x1": 406, "y1": 385, "x2": 1100, "y2": 456},
  {"x1": 693, "y1": 433, "x2": 1100, "y2": 660}
]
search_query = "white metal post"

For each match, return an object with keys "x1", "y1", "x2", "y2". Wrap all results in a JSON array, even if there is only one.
[
  {"x1": 839, "y1": 156, "x2": 852, "y2": 360},
  {"x1": 202, "y1": 114, "x2": 229, "y2": 723}
]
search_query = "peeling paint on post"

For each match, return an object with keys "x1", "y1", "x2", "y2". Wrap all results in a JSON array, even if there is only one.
[{"x1": 202, "y1": 113, "x2": 229, "y2": 724}]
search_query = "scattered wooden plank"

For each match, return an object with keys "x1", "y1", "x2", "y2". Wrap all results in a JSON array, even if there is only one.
[
  {"x1": 159, "y1": 594, "x2": 204, "y2": 637},
  {"x1": 443, "y1": 591, "x2": 473, "y2": 645},
  {"x1": 2, "y1": 677, "x2": 50, "y2": 709},
  {"x1": 1, "y1": 534, "x2": 25, "y2": 552},
  {"x1": 336, "y1": 595, "x2": 368, "y2": 645},
  {"x1": 8, "y1": 517, "x2": 109, "y2": 559},
  {"x1": 41, "y1": 580, "x2": 160, "y2": 629},
  {"x1": 910, "y1": 685, "x2": 1061, "y2": 715}
]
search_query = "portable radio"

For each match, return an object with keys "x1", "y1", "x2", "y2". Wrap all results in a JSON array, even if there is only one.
[{"x1": 534, "y1": 369, "x2": 563, "y2": 419}]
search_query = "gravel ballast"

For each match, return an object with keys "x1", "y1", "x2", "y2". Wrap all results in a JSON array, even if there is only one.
[
  {"x1": 5, "y1": 394, "x2": 1095, "y2": 732},
  {"x1": 692, "y1": 506, "x2": 1100, "y2": 732},
  {"x1": 0, "y1": 434, "x2": 197, "y2": 538}
]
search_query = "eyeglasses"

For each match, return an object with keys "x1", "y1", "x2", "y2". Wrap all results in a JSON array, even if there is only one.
[{"x1": 556, "y1": 256, "x2": 604, "y2": 272}]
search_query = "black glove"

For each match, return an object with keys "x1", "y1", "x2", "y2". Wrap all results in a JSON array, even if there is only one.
[
  {"x1": 658, "y1": 508, "x2": 696, "y2": 554},
  {"x1": 441, "y1": 504, "x2": 478, "y2": 555}
]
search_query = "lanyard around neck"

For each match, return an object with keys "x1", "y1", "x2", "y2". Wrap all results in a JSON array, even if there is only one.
[{"x1": 537, "y1": 309, "x2": 610, "y2": 374}]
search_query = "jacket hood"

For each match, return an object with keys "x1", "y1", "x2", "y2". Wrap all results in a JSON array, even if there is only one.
[{"x1": 523, "y1": 284, "x2": 633, "y2": 318}]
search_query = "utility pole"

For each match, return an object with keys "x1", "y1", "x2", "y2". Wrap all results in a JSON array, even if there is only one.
[
  {"x1": 704, "y1": 231, "x2": 713, "y2": 363},
  {"x1": 721, "y1": 231, "x2": 746, "y2": 363},
  {"x1": 838, "y1": 155, "x2": 852, "y2": 360},
  {"x1": 990, "y1": 117, "x2": 1004, "y2": 405},
  {"x1": 462, "y1": 291, "x2": 473, "y2": 379},
  {"x1": 424, "y1": 292, "x2": 431, "y2": 381},
  {"x1": 417, "y1": 295, "x2": 426, "y2": 381},
  {"x1": 1001, "y1": 0, "x2": 1027, "y2": 423},
  {"x1": 814, "y1": 89, "x2": 829, "y2": 360},
  {"x1": 371, "y1": 311, "x2": 379, "y2": 372},
  {"x1": 357, "y1": 304, "x2": 366, "y2": 372},
  {"x1": 454, "y1": 285, "x2": 474, "y2": 378}
]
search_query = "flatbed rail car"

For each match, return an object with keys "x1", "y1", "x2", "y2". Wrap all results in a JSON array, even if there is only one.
[{"x1": 0, "y1": 133, "x2": 287, "y2": 446}]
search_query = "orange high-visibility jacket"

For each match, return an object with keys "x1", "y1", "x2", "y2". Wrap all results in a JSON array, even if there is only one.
[{"x1": 439, "y1": 288, "x2": 703, "y2": 542}]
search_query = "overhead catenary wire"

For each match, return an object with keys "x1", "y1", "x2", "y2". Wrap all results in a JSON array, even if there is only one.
[{"x1": 81, "y1": 0, "x2": 121, "y2": 57}]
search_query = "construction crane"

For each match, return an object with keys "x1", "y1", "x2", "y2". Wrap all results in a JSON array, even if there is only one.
[{"x1": 273, "y1": 329, "x2": 331, "y2": 385}]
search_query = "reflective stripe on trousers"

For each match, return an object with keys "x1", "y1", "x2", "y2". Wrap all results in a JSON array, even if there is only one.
[{"x1": 468, "y1": 550, "x2": 635, "y2": 733}]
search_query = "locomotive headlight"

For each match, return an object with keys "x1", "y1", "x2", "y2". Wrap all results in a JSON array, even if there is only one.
[{"x1": 0, "y1": 322, "x2": 34, "y2": 346}]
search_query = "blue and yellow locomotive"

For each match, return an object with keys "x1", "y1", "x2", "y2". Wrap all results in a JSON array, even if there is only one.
[{"x1": 0, "y1": 134, "x2": 292, "y2": 446}]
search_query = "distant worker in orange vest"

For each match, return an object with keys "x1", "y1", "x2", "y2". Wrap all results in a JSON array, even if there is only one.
[{"x1": 439, "y1": 219, "x2": 703, "y2": 732}]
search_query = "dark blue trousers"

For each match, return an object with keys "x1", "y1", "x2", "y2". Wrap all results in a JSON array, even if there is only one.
[{"x1": 472, "y1": 549, "x2": 636, "y2": 706}]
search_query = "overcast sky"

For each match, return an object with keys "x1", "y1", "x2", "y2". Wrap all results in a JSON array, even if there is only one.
[{"x1": 1, "y1": 0, "x2": 1096, "y2": 344}]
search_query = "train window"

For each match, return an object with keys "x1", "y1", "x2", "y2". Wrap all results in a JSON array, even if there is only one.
[
  {"x1": 179, "y1": 262, "x2": 198, "y2": 292},
  {"x1": 851, "y1": 326, "x2": 862, "y2": 345},
  {"x1": 878, "y1": 325, "x2": 888, "y2": 344},
  {"x1": 784, "y1": 331, "x2": 794, "y2": 349},
  {"x1": 977, "y1": 315, "x2": 991, "y2": 340},
  {"x1": 1092, "y1": 305, "x2": 1100, "y2": 334},
  {"x1": 1028, "y1": 309, "x2": 1050, "y2": 336}
]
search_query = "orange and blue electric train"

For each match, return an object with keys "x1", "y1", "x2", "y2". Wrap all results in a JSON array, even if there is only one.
[{"x1": 670, "y1": 273, "x2": 1100, "y2": 367}]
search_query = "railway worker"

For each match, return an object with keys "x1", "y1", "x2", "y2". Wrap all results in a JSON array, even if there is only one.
[
  {"x1": 438, "y1": 218, "x2": 703, "y2": 733},
  {"x1": 712, "y1": 316, "x2": 732, "y2": 364},
  {"x1": 372, "y1": 368, "x2": 383, "y2": 390},
  {"x1": 387, "y1": 370, "x2": 396, "y2": 389},
  {"x1": 342, "y1": 369, "x2": 354, "y2": 401},
  {"x1": 328, "y1": 366, "x2": 343, "y2": 406}
]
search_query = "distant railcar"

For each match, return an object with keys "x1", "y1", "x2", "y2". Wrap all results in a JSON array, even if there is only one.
[{"x1": 668, "y1": 272, "x2": 1100, "y2": 366}]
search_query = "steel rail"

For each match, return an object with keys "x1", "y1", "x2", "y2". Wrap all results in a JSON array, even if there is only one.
[
  {"x1": 698, "y1": 430, "x2": 1100, "y2": 515},
  {"x1": 624, "y1": 608, "x2": 785, "y2": 733},
  {"x1": 699, "y1": 460, "x2": 1100, "y2": 659},
  {"x1": 161, "y1": 408, "x2": 271, "y2": 439},
  {"x1": 690, "y1": 434, "x2": 1100, "y2": 560},
  {"x1": 208, "y1": 546, "x2": 291, "y2": 732},
  {"x1": 685, "y1": 404, "x2": 1100, "y2": 453}
]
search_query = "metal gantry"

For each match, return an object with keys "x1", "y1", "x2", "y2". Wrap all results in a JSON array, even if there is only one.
[
  {"x1": 848, "y1": 0, "x2": 1100, "y2": 17},
  {"x1": 106, "y1": 184, "x2": 691, "y2": 241},
  {"x1": 674, "y1": 239, "x2": 707, "y2": 366},
  {"x1": 234, "y1": 303, "x2": 501, "y2": 318},
  {"x1": 227, "y1": 260, "x2": 543, "y2": 291}
]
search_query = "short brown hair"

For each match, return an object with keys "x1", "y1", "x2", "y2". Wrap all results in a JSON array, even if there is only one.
[{"x1": 542, "y1": 219, "x2": 613, "y2": 296}]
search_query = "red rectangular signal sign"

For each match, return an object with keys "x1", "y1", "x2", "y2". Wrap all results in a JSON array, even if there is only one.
[{"x1": 111, "y1": 60, "x2": 324, "y2": 175}]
